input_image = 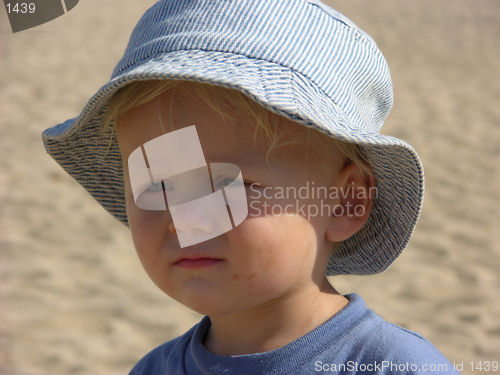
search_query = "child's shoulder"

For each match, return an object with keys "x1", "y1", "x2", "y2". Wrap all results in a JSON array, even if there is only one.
[{"x1": 320, "y1": 295, "x2": 459, "y2": 374}]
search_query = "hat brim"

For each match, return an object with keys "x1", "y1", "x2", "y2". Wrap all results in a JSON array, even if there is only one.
[{"x1": 42, "y1": 50, "x2": 424, "y2": 276}]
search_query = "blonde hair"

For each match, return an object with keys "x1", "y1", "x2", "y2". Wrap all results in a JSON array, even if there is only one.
[{"x1": 102, "y1": 80, "x2": 373, "y2": 181}]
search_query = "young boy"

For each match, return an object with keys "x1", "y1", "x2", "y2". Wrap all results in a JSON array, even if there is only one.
[{"x1": 42, "y1": 0, "x2": 460, "y2": 373}]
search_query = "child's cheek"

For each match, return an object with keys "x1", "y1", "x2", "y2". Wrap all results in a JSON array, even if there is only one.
[
  {"x1": 245, "y1": 193, "x2": 305, "y2": 220},
  {"x1": 245, "y1": 187, "x2": 284, "y2": 219},
  {"x1": 127, "y1": 201, "x2": 169, "y2": 242}
]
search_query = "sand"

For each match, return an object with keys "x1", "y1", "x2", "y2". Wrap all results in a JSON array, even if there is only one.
[{"x1": 1, "y1": 0, "x2": 499, "y2": 374}]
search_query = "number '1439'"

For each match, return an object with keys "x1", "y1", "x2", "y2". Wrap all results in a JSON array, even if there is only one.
[
  {"x1": 6, "y1": 3, "x2": 36, "y2": 13},
  {"x1": 470, "y1": 361, "x2": 498, "y2": 372}
]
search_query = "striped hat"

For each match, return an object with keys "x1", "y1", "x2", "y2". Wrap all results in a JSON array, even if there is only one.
[{"x1": 42, "y1": 0, "x2": 424, "y2": 276}]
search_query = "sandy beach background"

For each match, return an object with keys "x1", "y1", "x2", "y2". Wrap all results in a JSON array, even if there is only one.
[{"x1": 1, "y1": 0, "x2": 499, "y2": 374}]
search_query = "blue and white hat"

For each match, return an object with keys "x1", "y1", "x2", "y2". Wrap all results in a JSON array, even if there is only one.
[{"x1": 42, "y1": 0, "x2": 424, "y2": 276}]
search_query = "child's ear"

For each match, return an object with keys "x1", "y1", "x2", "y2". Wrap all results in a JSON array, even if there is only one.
[{"x1": 326, "y1": 163, "x2": 375, "y2": 243}]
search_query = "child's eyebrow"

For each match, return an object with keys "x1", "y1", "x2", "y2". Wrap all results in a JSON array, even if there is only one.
[
  {"x1": 206, "y1": 154, "x2": 283, "y2": 176},
  {"x1": 238, "y1": 165, "x2": 279, "y2": 178}
]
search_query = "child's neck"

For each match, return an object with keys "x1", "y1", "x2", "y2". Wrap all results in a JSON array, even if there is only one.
[{"x1": 203, "y1": 279, "x2": 348, "y2": 356}]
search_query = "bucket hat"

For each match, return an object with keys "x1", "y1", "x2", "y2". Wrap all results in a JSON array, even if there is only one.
[{"x1": 42, "y1": 0, "x2": 424, "y2": 276}]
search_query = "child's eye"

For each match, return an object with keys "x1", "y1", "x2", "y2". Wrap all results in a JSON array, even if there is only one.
[
  {"x1": 146, "y1": 181, "x2": 173, "y2": 192},
  {"x1": 146, "y1": 182, "x2": 163, "y2": 192}
]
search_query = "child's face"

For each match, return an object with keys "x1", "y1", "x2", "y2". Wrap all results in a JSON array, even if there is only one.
[{"x1": 116, "y1": 90, "x2": 345, "y2": 317}]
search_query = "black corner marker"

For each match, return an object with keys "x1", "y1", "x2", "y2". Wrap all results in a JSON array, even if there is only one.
[{"x1": 4, "y1": 0, "x2": 79, "y2": 33}]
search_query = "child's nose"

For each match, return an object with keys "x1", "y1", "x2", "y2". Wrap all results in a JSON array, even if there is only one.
[
  {"x1": 170, "y1": 206, "x2": 216, "y2": 235},
  {"x1": 169, "y1": 190, "x2": 233, "y2": 248}
]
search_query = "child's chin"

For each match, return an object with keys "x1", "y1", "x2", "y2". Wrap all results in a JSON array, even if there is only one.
[
  {"x1": 172, "y1": 282, "x2": 232, "y2": 315},
  {"x1": 182, "y1": 295, "x2": 249, "y2": 318}
]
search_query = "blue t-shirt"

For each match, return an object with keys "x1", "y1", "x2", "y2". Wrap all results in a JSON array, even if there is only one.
[{"x1": 129, "y1": 294, "x2": 460, "y2": 374}]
